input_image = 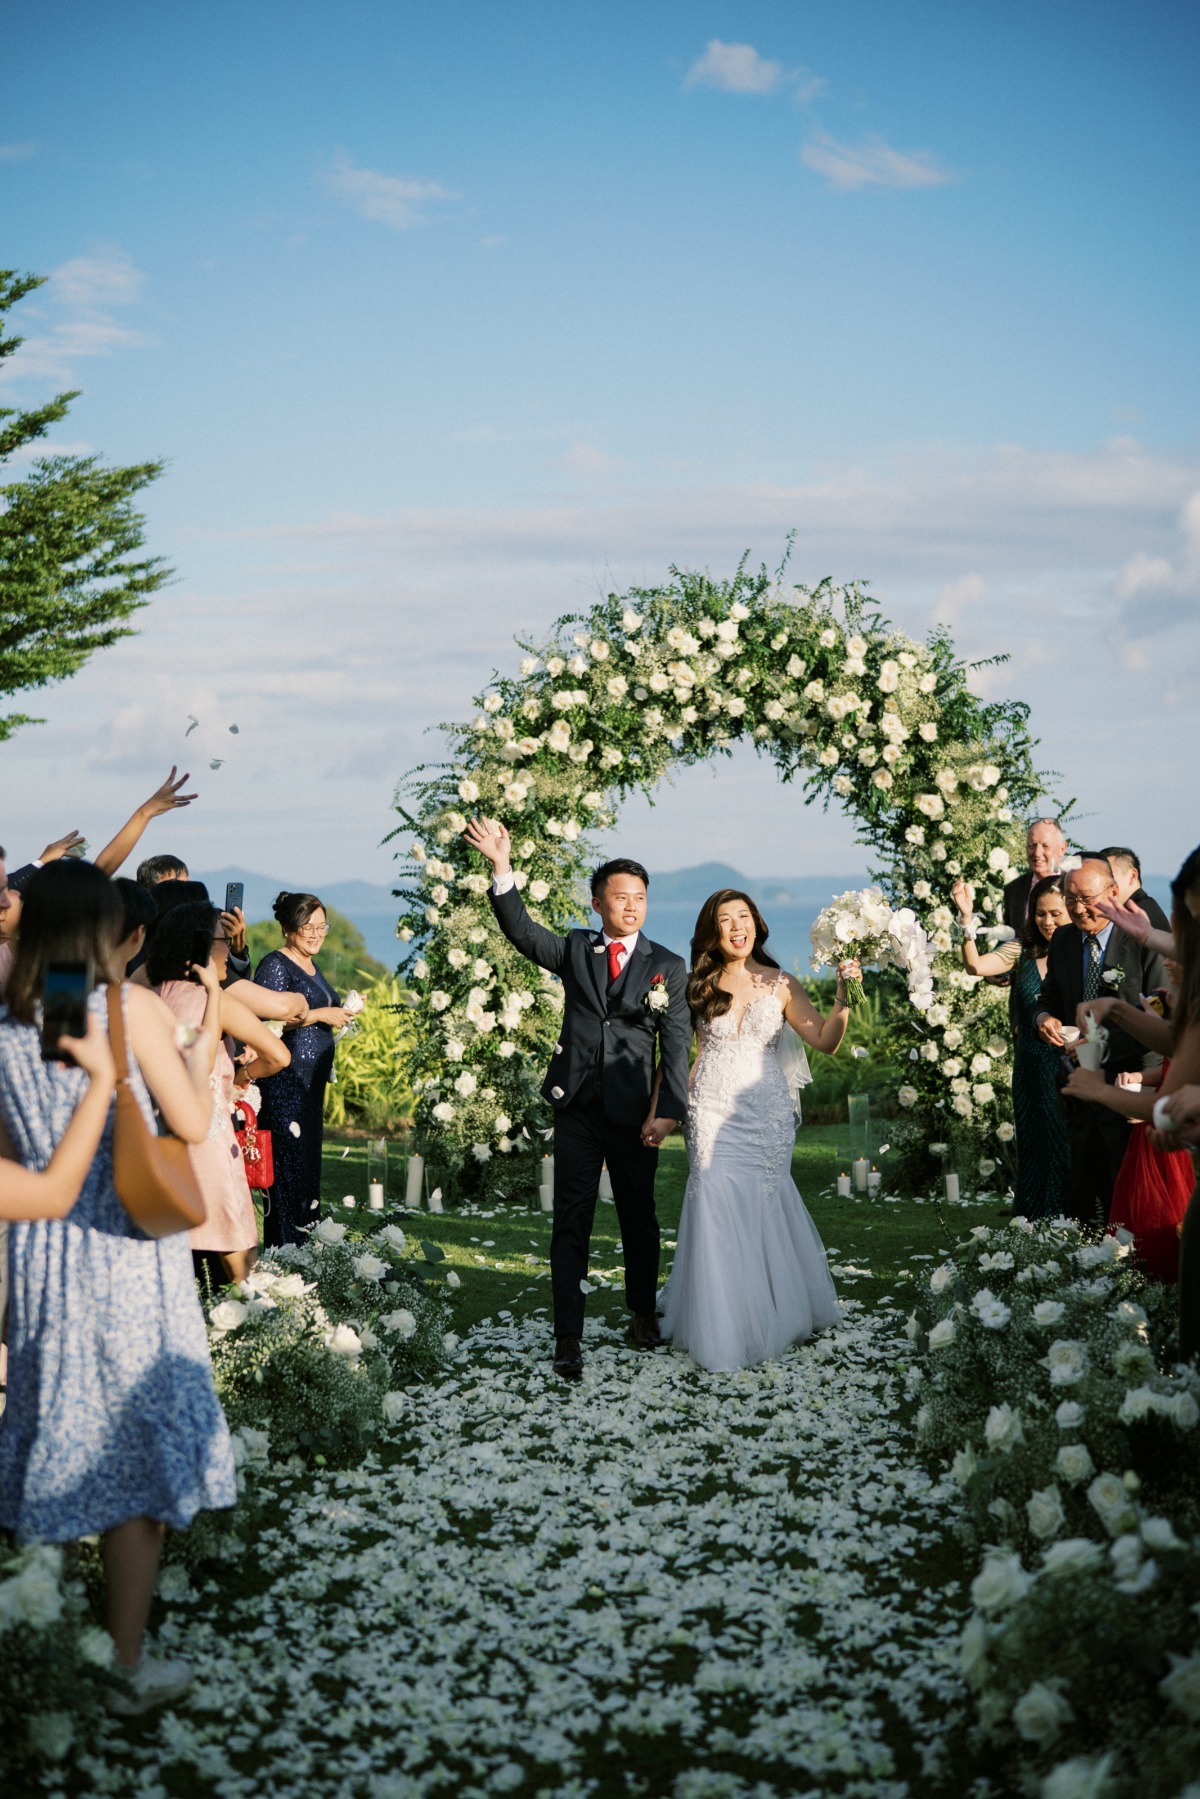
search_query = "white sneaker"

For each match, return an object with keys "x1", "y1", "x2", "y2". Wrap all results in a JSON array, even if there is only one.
[{"x1": 107, "y1": 1654, "x2": 194, "y2": 1716}]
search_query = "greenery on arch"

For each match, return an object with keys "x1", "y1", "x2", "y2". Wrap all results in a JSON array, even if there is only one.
[{"x1": 391, "y1": 558, "x2": 1049, "y2": 1200}]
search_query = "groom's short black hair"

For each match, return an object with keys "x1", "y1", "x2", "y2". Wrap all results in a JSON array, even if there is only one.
[{"x1": 591, "y1": 858, "x2": 649, "y2": 898}]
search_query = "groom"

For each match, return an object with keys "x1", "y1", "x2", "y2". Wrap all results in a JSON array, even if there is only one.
[{"x1": 465, "y1": 817, "x2": 691, "y2": 1382}]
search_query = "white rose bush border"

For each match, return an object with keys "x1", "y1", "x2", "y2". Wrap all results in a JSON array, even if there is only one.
[
  {"x1": 911, "y1": 1215, "x2": 1200, "y2": 1796},
  {"x1": 392, "y1": 559, "x2": 1046, "y2": 1198}
]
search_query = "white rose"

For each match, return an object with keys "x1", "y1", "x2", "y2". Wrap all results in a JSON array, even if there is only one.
[
  {"x1": 929, "y1": 1263, "x2": 955, "y2": 1295},
  {"x1": 970, "y1": 1552, "x2": 1031, "y2": 1614},
  {"x1": 1041, "y1": 1537, "x2": 1103, "y2": 1578},
  {"x1": 1169, "y1": 1390, "x2": 1200, "y2": 1429},
  {"x1": 209, "y1": 1298, "x2": 249, "y2": 1332},
  {"x1": 1052, "y1": 1444, "x2": 1094, "y2": 1488},
  {"x1": 1026, "y1": 1484, "x2": 1066, "y2": 1540},
  {"x1": 432, "y1": 1101, "x2": 455, "y2": 1123},
  {"x1": 313, "y1": 1218, "x2": 348, "y2": 1246},
  {"x1": 326, "y1": 1323, "x2": 362, "y2": 1357},
  {"x1": 996, "y1": 1121, "x2": 1015, "y2": 1142},
  {"x1": 1055, "y1": 1399, "x2": 1085, "y2": 1429},
  {"x1": 382, "y1": 1391, "x2": 407, "y2": 1424},
  {"x1": 1032, "y1": 1300, "x2": 1065, "y2": 1326},
  {"x1": 928, "y1": 1316, "x2": 957, "y2": 1349},
  {"x1": 1013, "y1": 1682, "x2": 1073, "y2": 1747},
  {"x1": 958, "y1": 1612, "x2": 990, "y2": 1689},
  {"x1": 1043, "y1": 1340, "x2": 1088, "y2": 1386},
  {"x1": 1159, "y1": 1653, "x2": 1200, "y2": 1723},
  {"x1": 984, "y1": 1402, "x2": 1024, "y2": 1452},
  {"x1": 1087, "y1": 1471, "x2": 1135, "y2": 1536},
  {"x1": 381, "y1": 1308, "x2": 417, "y2": 1339},
  {"x1": 897, "y1": 1084, "x2": 918, "y2": 1108},
  {"x1": 352, "y1": 1253, "x2": 387, "y2": 1283}
]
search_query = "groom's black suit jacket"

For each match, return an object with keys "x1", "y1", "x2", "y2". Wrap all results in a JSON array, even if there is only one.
[{"x1": 489, "y1": 883, "x2": 691, "y2": 1129}]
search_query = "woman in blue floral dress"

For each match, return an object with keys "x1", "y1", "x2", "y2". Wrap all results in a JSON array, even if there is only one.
[
  {"x1": 255, "y1": 891, "x2": 351, "y2": 1245},
  {"x1": 0, "y1": 862, "x2": 235, "y2": 1710}
]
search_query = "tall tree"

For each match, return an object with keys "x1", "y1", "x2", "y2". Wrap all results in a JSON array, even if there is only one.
[{"x1": 0, "y1": 267, "x2": 171, "y2": 745}]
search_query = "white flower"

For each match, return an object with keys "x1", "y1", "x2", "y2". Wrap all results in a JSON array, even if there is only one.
[
  {"x1": 1054, "y1": 1443, "x2": 1095, "y2": 1486},
  {"x1": 1026, "y1": 1484, "x2": 1066, "y2": 1540},
  {"x1": 977, "y1": 1250, "x2": 1013, "y2": 1272},
  {"x1": 1041, "y1": 1537, "x2": 1103, "y2": 1578},
  {"x1": 528, "y1": 879, "x2": 552, "y2": 903},
  {"x1": 897, "y1": 1084, "x2": 918, "y2": 1108},
  {"x1": 970, "y1": 1551, "x2": 1031, "y2": 1613},
  {"x1": 621, "y1": 609, "x2": 642, "y2": 632},
  {"x1": 1032, "y1": 1300, "x2": 1065, "y2": 1327},
  {"x1": 26, "y1": 1714, "x2": 74, "y2": 1761},
  {"x1": 1043, "y1": 1340, "x2": 1088, "y2": 1386},
  {"x1": 973, "y1": 1083, "x2": 995, "y2": 1104},
  {"x1": 918, "y1": 671, "x2": 937, "y2": 693},
  {"x1": 929, "y1": 1263, "x2": 955, "y2": 1295},
  {"x1": 453, "y1": 1070, "x2": 478, "y2": 1098},
  {"x1": 381, "y1": 1391, "x2": 407, "y2": 1424},
  {"x1": 987, "y1": 847, "x2": 1011, "y2": 872},
  {"x1": 210, "y1": 1298, "x2": 249, "y2": 1332},
  {"x1": 432, "y1": 1101, "x2": 455, "y2": 1123},
  {"x1": 352, "y1": 1252, "x2": 387, "y2": 1283},
  {"x1": 1013, "y1": 1681, "x2": 1074, "y2": 1746},
  {"x1": 877, "y1": 660, "x2": 899, "y2": 692},
  {"x1": 498, "y1": 1040, "x2": 517, "y2": 1059},
  {"x1": 430, "y1": 990, "x2": 451, "y2": 1013},
  {"x1": 376, "y1": 1224, "x2": 407, "y2": 1251},
  {"x1": 326, "y1": 1323, "x2": 362, "y2": 1358},
  {"x1": 951, "y1": 1446, "x2": 977, "y2": 1487},
  {"x1": 928, "y1": 1316, "x2": 957, "y2": 1349},
  {"x1": 1055, "y1": 1400, "x2": 1085, "y2": 1430},
  {"x1": 472, "y1": 1143, "x2": 492, "y2": 1162},
  {"x1": 984, "y1": 1402, "x2": 1024, "y2": 1452},
  {"x1": 972, "y1": 1292, "x2": 1011, "y2": 1330},
  {"x1": 547, "y1": 721, "x2": 571, "y2": 753},
  {"x1": 1040, "y1": 1756, "x2": 1117, "y2": 1799},
  {"x1": 458, "y1": 779, "x2": 480, "y2": 803},
  {"x1": 313, "y1": 1218, "x2": 348, "y2": 1246},
  {"x1": 916, "y1": 792, "x2": 945, "y2": 819},
  {"x1": 1159, "y1": 1653, "x2": 1200, "y2": 1722},
  {"x1": 958, "y1": 1612, "x2": 990, "y2": 1688},
  {"x1": 443, "y1": 1332, "x2": 461, "y2": 1353},
  {"x1": 381, "y1": 1308, "x2": 417, "y2": 1339},
  {"x1": 996, "y1": 1120, "x2": 1015, "y2": 1142},
  {"x1": 1169, "y1": 1390, "x2": 1200, "y2": 1429},
  {"x1": 1087, "y1": 1472, "x2": 1135, "y2": 1536}
]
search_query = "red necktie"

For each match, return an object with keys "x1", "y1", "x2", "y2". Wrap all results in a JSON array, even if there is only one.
[{"x1": 607, "y1": 940, "x2": 625, "y2": 984}]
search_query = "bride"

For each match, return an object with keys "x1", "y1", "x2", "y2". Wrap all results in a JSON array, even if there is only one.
[{"x1": 654, "y1": 888, "x2": 855, "y2": 1373}]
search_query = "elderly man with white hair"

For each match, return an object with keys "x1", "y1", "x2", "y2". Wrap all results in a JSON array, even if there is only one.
[{"x1": 1002, "y1": 817, "x2": 1069, "y2": 935}]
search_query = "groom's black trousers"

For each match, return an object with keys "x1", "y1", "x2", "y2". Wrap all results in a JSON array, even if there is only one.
[{"x1": 552, "y1": 1094, "x2": 661, "y2": 1338}]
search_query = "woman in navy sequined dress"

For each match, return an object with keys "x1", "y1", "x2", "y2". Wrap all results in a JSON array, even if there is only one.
[{"x1": 254, "y1": 892, "x2": 351, "y2": 1245}]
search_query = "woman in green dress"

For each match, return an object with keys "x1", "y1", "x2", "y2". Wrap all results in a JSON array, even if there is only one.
[{"x1": 952, "y1": 873, "x2": 1072, "y2": 1219}]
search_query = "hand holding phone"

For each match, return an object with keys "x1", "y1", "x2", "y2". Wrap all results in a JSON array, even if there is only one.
[
  {"x1": 40, "y1": 960, "x2": 93, "y2": 1062},
  {"x1": 224, "y1": 882, "x2": 244, "y2": 915}
]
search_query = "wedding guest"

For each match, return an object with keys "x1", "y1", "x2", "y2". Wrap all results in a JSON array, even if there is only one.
[
  {"x1": 135, "y1": 852, "x2": 189, "y2": 886},
  {"x1": 0, "y1": 860, "x2": 235, "y2": 1711},
  {"x1": 254, "y1": 892, "x2": 350, "y2": 1246},
  {"x1": 148, "y1": 901, "x2": 290, "y2": 1284},
  {"x1": 1036, "y1": 858, "x2": 1167, "y2": 1224},
  {"x1": 1099, "y1": 845, "x2": 1170, "y2": 932},
  {"x1": 1142, "y1": 847, "x2": 1200, "y2": 1358},
  {"x1": 1064, "y1": 1051, "x2": 1193, "y2": 1281},
  {"x1": 953, "y1": 873, "x2": 1071, "y2": 1218},
  {"x1": 113, "y1": 877, "x2": 157, "y2": 977},
  {"x1": 7, "y1": 770, "x2": 196, "y2": 895},
  {"x1": 1002, "y1": 817, "x2": 1068, "y2": 933}
]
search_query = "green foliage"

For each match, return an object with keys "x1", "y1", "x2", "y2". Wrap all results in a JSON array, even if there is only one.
[
  {"x1": 324, "y1": 974, "x2": 416, "y2": 1134},
  {"x1": 0, "y1": 269, "x2": 171, "y2": 745},
  {"x1": 244, "y1": 905, "x2": 387, "y2": 987},
  {"x1": 798, "y1": 973, "x2": 903, "y2": 1123}
]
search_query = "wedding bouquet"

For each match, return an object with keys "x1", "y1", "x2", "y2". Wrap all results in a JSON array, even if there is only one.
[
  {"x1": 810, "y1": 886, "x2": 935, "y2": 1012},
  {"x1": 335, "y1": 989, "x2": 366, "y2": 1043}
]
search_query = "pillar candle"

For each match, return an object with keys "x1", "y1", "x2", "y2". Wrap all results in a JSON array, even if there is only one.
[
  {"x1": 944, "y1": 1172, "x2": 960, "y2": 1204},
  {"x1": 368, "y1": 1182, "x2": 385, "y2": 1210},
  {"x1": 836, "y1": 1173, "x2": 852, "y2": 1198},
  {"x1": 539, "y1": 1186, "x2": 554, "y2": 1213},
  {"x1": 867, "y1": 1170, "x2": 881, "y2": 1195},
  {"x1": 428, "y1": 1185, "x2": 444, "y2": 1215},
  {"x1": 404, "y1": 1154, "x2": 424, "y2": 1209},
  {"x1": 853, "y1": 1157, "x2": 869, "y2": 1193}
]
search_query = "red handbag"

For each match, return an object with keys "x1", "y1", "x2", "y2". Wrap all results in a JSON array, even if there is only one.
[{"x1": 234, "y1": 1100, "x2": 274, "y2": 1189}]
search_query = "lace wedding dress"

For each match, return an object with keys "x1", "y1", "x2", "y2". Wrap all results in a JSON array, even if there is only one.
[{"x1": 658, "y1": 977, "x2": 840, "y2": 1373}]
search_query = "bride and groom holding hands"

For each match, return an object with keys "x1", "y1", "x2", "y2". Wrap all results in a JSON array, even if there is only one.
[{"x1": 465, "y1": 817, "x2": 858, "y2": 1382}]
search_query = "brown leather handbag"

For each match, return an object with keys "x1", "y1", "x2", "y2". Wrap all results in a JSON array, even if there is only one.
[{"x1": 106, "y1": 984, "x2": 206, "y2": 1238}]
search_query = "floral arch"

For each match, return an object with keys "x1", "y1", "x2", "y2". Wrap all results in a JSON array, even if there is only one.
[{"x1": 392, "y1": 560, "x2": 1046, "y2": 1199}]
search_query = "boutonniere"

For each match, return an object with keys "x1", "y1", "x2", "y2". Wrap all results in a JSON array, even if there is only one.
[
  {"x1": 645, "y1": 973, "x2": 670, "y2": 1014},
  {"x1": 1102, "y1": 967, "x2": 1125, "y2": 988}
]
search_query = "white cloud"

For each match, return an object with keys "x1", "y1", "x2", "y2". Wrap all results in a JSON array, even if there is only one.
[
  {"x1": 801, "y1": 129, "x2": 954, "y2": 191},
  {"x1": 932, "y1": 572, "x2": 984, "y2": 629},
  {"x1": 0, "y1": 245, "x2": 149, "y2": 385},
  {"x1": 1113, "y1": 487, "x2": 1200, "y2": 640},
  {"x1": 554, "y1": 441, "x2": 625, "y2": 484},
  {"x1": 0, "y1": 141, "x2": 37, "y2": 162},
  {"x1": 322, "y1": 150, "x2": 460, "y2": 230},
  {"x1": 683, "y1": 39, "x2": 822, "y2": 101}
]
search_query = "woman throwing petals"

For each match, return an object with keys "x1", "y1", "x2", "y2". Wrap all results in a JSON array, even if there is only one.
[{"x1": 657, "y1": 889, "x2": 849, "y2": 1373}]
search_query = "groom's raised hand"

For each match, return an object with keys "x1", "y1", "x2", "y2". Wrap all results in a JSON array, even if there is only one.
[{"x1": 464, "y1": 815, "x2": 512, "y2": 878}]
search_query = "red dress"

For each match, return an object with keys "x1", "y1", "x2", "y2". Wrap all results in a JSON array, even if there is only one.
[{"x1": 1109, "y1": 1063, "x2": 1195, "y2": 1281}]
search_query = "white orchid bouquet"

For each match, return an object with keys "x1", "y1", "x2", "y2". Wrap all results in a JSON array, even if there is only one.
[{"x1": 810, "y1": 885, "x2": 936, "y2": 1012}]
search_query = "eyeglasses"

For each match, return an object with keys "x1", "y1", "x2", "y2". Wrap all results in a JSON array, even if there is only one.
[{"x1": 296, "y1": 923, "x2": 329, "y2": 937}]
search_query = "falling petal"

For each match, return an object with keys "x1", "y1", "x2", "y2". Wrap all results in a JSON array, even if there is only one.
[
  {"x1": 209, "y1": 759, "x2": 224, "y2": 770},
  {"x1": 340, "y1": 1147, "x2": 350, "y2": 1160},
  {"x1": 185, "y1": 715, "x2": 199, "y2": 737},
  {"x1": 228, "y1": 724, "x2": 239, "y2": 734},
  {"x1": 288, "y1": 1121, "x2": 301, "y2": 1137},
  {"x1": 579, "y1": 1279, "x2": 593, "y2": 1294}
]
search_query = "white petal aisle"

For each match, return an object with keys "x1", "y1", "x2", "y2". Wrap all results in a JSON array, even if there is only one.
[{"x1": 83, "y1": 1307, "x2": 968, "y2": 1798}]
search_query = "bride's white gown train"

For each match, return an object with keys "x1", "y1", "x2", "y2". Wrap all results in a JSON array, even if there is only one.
[{"x1": 658, "y1": 979, "x2": 840, "y2": 1373}]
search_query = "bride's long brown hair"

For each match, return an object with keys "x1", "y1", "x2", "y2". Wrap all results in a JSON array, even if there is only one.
[{"x1": 687, "y1": 888, "x2": 781, "y2": 1025}]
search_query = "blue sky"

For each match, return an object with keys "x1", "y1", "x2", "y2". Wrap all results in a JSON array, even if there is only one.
[{"x1": 2, "y1": 1, "x2": 1198, "y2": 891}]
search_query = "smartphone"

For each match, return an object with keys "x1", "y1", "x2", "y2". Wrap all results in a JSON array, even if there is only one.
[
  {"x1": 224, "y1": 881, "x2": 244, "y2": 915},
  {"x1": 40, "y1": 959, "x2": 93, "y2": 1061},
  {"x1": 187, "y1": 925, "x2": 212, "y2": 980}
]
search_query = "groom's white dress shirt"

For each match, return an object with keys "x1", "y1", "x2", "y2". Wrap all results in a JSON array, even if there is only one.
[{"x1": 490, "y1": 870, "x2": 639, "y2": 961}]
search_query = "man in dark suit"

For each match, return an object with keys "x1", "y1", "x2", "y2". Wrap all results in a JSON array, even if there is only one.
[
  {"x1": 1098, "y1": 846, "x2": 1170, "y2": 934},
  {"x1": 1036, "y1": 858, "x2": 1167, "y2": 1224},
  {"x1": 1002, "y1": 816, "x2": 1068, "y2": 935},
  {"x1": 466, "y1": 816, "x2": 691, "y2": 1382}
]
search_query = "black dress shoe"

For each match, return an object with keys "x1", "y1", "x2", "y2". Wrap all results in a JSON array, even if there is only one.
[
  {"x1": 629, "y1": 1312, "x2": 662, "y2": 1350},
  {"x1": 553, "y1": 1335, "x2": 583, "y2": 1381}
]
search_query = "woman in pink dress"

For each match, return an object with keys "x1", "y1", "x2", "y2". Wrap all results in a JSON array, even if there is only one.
[{"x1": 149, "y1": 901, "x2": 290, "y2": 1283}]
